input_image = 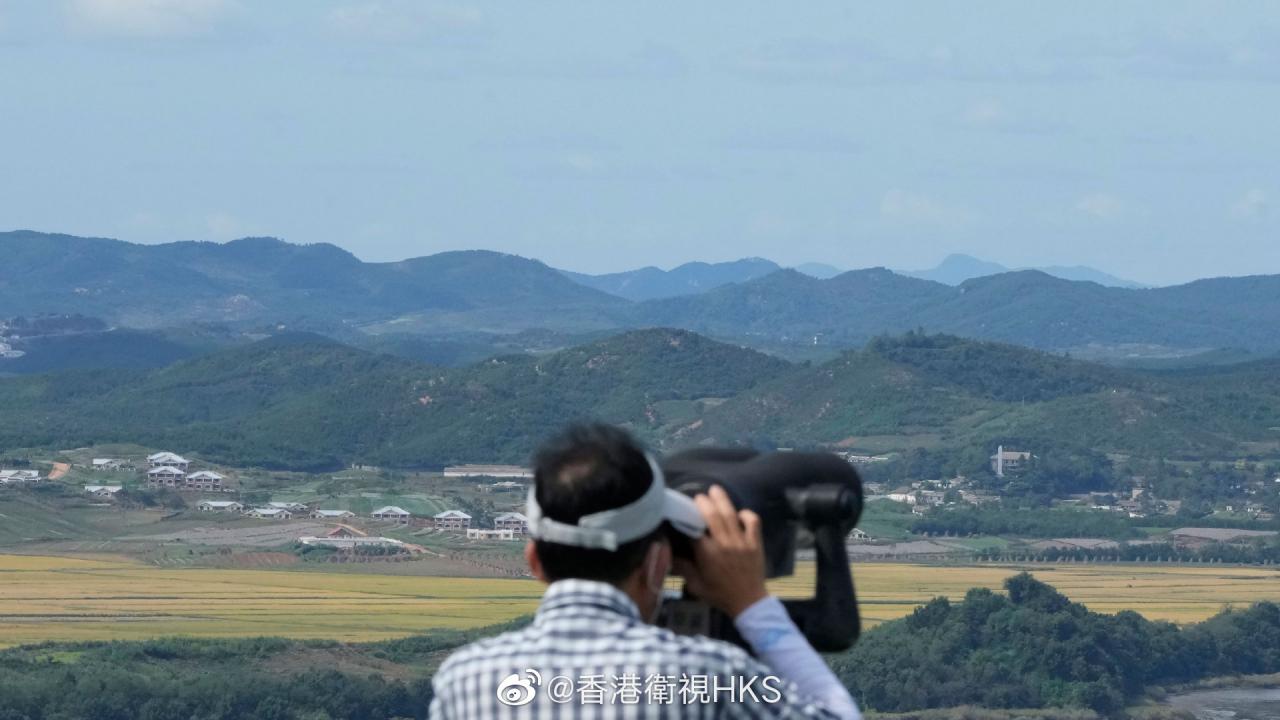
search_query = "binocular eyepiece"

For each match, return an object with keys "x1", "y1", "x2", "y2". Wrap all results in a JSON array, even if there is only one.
[{"x1": 658, "y1": 448, "x2": 864, "y2": 652}]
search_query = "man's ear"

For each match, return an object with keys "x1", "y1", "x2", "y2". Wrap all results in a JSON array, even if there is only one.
[
  {"x1": 525, "y1": 541, "x2": 548, "y2": 583},
  {"x1": 648, "y1": 538, "x2": 672, "y2": 585}
]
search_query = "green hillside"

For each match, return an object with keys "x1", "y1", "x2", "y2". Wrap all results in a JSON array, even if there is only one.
[
  {"x1": 3, "y1": 329, "x2": 1279, "y2": 471},
  {"x1": 687, "y1": 333, "x2": 1280, "y2": 460},
  {"x1": 634, "y1": 267, "x2": 1280, "y2": 353},
  {"x1": 631, "y1": 267, "x2": 950, "y2": 345},
  {"x1": 0, "y1": 329, "x2": 787, "y2": 470}
]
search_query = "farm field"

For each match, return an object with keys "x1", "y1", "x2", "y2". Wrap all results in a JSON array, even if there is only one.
[
  {"x1": 3, "y1": 554, "x2": 1278, "y2": 648},
  {"x1": 772, "y1": 562, "x2": 1280, "y2": 625}
]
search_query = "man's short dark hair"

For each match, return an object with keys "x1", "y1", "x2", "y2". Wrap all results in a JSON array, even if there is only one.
[{"x1": 532, "y1": 423, "x2": 665, "y2": 584}]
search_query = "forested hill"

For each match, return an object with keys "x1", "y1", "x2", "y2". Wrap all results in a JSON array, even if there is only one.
[
  {"x1": 0, "y1": 328, "x2": 787, "y2": 470},
  {"x1": 630, "y1": 267, "x2": 1280, "y2": 352},
  {"x1": 3, "y1": 329, "x2": 1280, "y2": 470},
  {"x1": 683, "y1": 332, "x2": 1280, "y2": 461},
  {"x1": 836, "y1": 573, "x2": 1280, "y2": 714},
  {"x1": 631, "y1": 267, "x2": 952, "y2": 344}
]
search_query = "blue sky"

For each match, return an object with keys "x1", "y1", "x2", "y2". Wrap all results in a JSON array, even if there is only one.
[{"x1": 0, "y1": 1, "x2": 1277, "y2": 285}]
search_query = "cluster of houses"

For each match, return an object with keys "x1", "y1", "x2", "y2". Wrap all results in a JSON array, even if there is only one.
[
  {"x1": 197, "y1": 500, "x2": 323, "y2": 519},
  {"x1": 443, "y1": 464, "x2": 533, "y2": 479},
  {"x1": 188, "y1": 501, "x2": 528, "y2": 538},
  {"x1": 877, "y1": 479, "x2": 999, "y2": 516},
  {"x1": 144, "y1": 452, "x2": 228, "y2": 491},
  {"x1": 465, "y1": 512, "x2": 528, "y2": 540}
]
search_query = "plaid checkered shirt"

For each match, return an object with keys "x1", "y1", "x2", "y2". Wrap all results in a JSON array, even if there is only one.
[{"x1": 429, "y1": 579, "x2": 852, "y2": 719}]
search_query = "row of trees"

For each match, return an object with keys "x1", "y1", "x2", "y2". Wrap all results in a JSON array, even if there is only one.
[
  {"x1": 910, "y1": 505, "x2": 1144, "y2": 540},
  {"x1": 978, "y1": 537, "x2": 1280, "y2": 565}
]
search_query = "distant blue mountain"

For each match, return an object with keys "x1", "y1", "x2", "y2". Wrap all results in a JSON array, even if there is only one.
[
  {"x1": 902, "y1": 253, "x2": 1146, "y2": 289},
  {"x1": 561, "y1": 258, "x2": 781, "y2": 301},
  {"x1": 792, "y1": 262, "x2": 844, "y2": 279}
]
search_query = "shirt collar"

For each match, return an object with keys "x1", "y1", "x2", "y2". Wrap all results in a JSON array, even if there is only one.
[{"x1": 535, "y1": 579, "x2": 641, "y2": 623}]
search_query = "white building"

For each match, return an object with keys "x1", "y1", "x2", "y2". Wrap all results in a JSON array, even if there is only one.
[
  {"x1": 92, "y1": 458, "x2": 125, "y2": 471},
  {"x1": 311, "y1": 509, "x2": 356, "y2": 519},
  {"x1": 186, "y1": 471, "x2": 225, "y2": 490},
  {"x1": 991, "y1": 446, "x2": 1032, "y2": 477},
  {"x1": 371, "y1": 506, "x2": 412, "y2": 522},
  {"x1": 198, "y1": 500, "x2": 243, "y2": 512},
  {"x1": 147, "y1": 452, "x2": 190, "y2": 471},
  {"x1": 268, "y1": 501, "x2": 308, "y2": 512},
  {"x1": 432, "y1": 509, "x2": 472, "y2": 531},
  {"x1": 493, "y1": 511, "x2": 529, "y2": 535},
  {"x1": 0, "y1": 469, "x2": 41, "y2": 484},
  {"x1": 885, "y1": 489, "x2": 917, "y2": 505},
  {"x1": 247, "y1": 507, "x2": 293, "y2": 520},
  {"x1": 146, "y1": 465, "x2": 186, "y2": 487},
  {"x1": 84, "y1": 485, "x2": 123, "y2": 497},
  {"x1": 298, "y1": 535, "x2": 405, "y2": 550}
]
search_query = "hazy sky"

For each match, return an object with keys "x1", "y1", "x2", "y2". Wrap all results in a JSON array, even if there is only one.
[{"x1": 1, "y1": 1, "x2": 1277, "y2": 285}]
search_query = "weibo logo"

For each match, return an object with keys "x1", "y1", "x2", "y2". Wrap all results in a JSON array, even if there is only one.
[{"x1": 496, "y1": 669, "x2": 542, "y2": 706}]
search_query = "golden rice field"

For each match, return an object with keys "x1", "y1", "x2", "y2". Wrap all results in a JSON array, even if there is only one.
[{"x1": 2, "y1": 553, "x2": 1278, "y2": 648}]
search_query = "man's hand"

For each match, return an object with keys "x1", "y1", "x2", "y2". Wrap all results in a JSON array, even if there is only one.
[{"x1": 673, "y1": 485, "x2": 769, "y2": 619}]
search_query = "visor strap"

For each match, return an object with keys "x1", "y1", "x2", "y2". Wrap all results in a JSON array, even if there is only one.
[{"x1": 526, "y1": 453, "x2": 667, "y2": 551}]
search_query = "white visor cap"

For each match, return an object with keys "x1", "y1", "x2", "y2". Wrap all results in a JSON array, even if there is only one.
[{"x1": 526, "y1": 453, "x2": 706, "y2": 551}]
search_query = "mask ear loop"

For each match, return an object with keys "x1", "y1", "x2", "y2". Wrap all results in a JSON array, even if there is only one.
[{"x1": 643, "y1": 540, "x2": 668, "y2": 622}]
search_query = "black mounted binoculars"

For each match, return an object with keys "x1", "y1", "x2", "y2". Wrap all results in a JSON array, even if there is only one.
[{"x1": 657, "y1": 448, "x2": 864, "y2": 653}]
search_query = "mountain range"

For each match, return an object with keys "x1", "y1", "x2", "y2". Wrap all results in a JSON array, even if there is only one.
[
  {"x1": 0, "y1": 230, "x2": 623, "y2": 329},
  {"x1": 3, "y1": 231, "x2": 1278, "y2": 366},
  {"x1": 560, "y1": 258, "x2": 782, "y2": 301},
  {"x1": 901, "y1": 253, "x2": 1146, "y2": 288},
  {"x1": 2, "y1": 329, "x2": 1277, "y2": 470}
]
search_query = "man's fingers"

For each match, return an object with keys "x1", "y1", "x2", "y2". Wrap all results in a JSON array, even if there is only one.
[
  {"x1": 739, "y1": 509, "x2": 762, "y2": 549},
  {"x1": 707, "y1": 486, "x2": 742, "y2": 536},
  {"x1": 694, "y1": 493, "x2": 729, "y2": 541}
]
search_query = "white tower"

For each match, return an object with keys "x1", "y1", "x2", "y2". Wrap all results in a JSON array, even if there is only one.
[{"x1": 996, "y1": 444, "x2": 1005, "y2": 477}]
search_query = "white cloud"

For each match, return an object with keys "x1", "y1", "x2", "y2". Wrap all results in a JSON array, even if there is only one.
[
  {"x1": 1075, "y1": 193, "x2": 1123, "y2": 220},
  {"x1": 324, "y1": 1, "x2": 483, "y2": 42},
  {"x1": 880, "y1": 190, "x2": 974, "y2": 227},
  {"x1": 66, "y1": 0, "x2": 235, "y2": 38},
  {"x1": 1230, "y1": 188, "x2": 1269, "y2": 220}
]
